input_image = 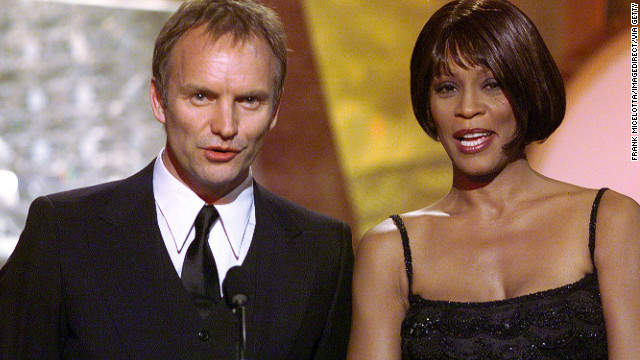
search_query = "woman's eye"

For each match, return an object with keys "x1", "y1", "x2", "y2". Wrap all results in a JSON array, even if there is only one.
[
  {"x1": 434, "y1": 83, "x2": 456, "y2": 94},
  {"x1": 485, "y1": 80, "x2": 501, "y2": 90}
]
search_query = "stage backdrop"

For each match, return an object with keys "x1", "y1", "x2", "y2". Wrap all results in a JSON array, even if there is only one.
[{"x1": 528, "y1": 30, "x2": 639, "y2": 203}]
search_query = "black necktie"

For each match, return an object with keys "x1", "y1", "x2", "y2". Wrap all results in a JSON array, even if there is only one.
[{"x1": 182, "y1": 205, "x2": 220, "y2": 318}]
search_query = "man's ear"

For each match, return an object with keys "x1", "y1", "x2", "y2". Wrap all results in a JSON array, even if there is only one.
[
  {"x1": 269, "y1": 95, "x2": 282, "y2": 130},
  {"x1": 149, "y1": 78, "x2": 166, "y2": 125}
]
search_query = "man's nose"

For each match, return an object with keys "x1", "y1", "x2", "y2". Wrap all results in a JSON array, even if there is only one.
[{"x1": 210, "y1": 101, "x2": 238, "y2": 139}]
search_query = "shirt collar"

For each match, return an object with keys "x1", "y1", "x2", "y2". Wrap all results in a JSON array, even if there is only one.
[{"x1": 153, "y1": 150, "x2": 254, "y2": 253}]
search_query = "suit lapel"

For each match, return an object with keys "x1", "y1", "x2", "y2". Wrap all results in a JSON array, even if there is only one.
[
  {"x1": 246, "y1": 184, "x2": 317, "y2": 358},
  {"x1": 82, "y1": 170, "x2": 318, "y2": 357},
  {"x1": 85, "y1": 162, "x2": 204, "y2": 356}
]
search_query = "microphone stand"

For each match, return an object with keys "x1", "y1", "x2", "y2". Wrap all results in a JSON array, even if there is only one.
[{"x1": 231, "y1": 294, "x2": 248, "y2": 360}]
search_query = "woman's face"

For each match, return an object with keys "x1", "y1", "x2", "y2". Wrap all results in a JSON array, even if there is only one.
[{"x1": 429, "y1": 61, "x2": 518, "y2": 178}]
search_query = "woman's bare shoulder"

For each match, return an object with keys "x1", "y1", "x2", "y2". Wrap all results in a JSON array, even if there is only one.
[
  {"x1": 356, "y1": 217, "x2": 403, "y2": 253},
  {"x1": 353, "y1": 217, "x2": 411, "y2": 303},
  {"x1": 529, "y1": 179, "x2": 604, "y2": 209},
  {"x1": 354, "y1": 210, "x2": 435, "y2": 263},
  {"x1": 594, "y1": 189, "x2": 640, "y2": 241},
  {"x1": 546, "y1": 184, "x2": 638, "y2": 216},
  {"x1": 599, "y1": 188, "x2": 640, "y2": 211}
]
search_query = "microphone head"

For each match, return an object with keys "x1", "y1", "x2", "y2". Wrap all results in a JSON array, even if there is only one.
[
  {"x1": 231, "y1": 293, "x2": 248, "y2": 307},
  {"x1": 223, "y1": 265, "x2": 250, "y2": 309}
]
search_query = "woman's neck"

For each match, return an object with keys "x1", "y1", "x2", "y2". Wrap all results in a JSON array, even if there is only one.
[{"x1": 445, "y1": 157, "x2": 542, "y2": 216}]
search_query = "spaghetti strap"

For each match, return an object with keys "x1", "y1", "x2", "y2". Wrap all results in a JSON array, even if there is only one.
[
  {"x1": 390, "y1": 214, "x2": 413, "y2": 296},
  {"x1": 588, "y1": 188, "x2": 608, "y2": 266}
]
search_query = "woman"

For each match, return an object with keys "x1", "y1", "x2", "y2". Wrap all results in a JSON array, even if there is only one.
[{"x1": 347, "y1": 1, "x2": 640, "y2": 359}]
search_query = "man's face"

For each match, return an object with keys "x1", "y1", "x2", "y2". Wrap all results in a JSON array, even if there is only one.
[{"x1": 150, "y1": 26, "x2": 279, "y2": 202}]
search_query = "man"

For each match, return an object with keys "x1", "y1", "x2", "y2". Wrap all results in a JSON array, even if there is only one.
[{"x1": 0, "y1": 1, "x2": 353, "y2": 359}]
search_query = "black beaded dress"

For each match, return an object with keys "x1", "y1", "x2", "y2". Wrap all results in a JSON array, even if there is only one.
[{"x1": 391, "y1": 188, "x2": 609, "y2": 360}]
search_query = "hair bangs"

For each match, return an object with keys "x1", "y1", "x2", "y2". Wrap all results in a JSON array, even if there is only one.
[{"x1": 431, "y1": 21, "x2": 499, "y2": 81}]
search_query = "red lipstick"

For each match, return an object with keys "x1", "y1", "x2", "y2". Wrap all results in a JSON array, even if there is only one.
[{"x1": 453, "y1": 129, "x2": 495, "y2": 154}]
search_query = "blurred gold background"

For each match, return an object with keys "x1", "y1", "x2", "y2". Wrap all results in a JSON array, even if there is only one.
[{"x1": 304, "y1": 0, "x2": 452, "y2": 235}]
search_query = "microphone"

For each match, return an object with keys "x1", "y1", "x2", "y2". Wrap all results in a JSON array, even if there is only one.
[{"x1": 223, "y1": 266, "x2": 249, "y2": 360}]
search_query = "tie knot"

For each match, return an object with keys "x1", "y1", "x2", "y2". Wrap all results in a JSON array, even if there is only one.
[{"x1": 195, "y1": 205, "x2": 219, "y2": 235}]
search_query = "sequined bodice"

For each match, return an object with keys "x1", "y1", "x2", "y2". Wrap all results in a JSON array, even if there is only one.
[
  {"x1": 402, "y1": 274, "x2": 606, "y2": 359},
  {"x1": 392, "y1": 189, "x2": 609, "y2": 360}
]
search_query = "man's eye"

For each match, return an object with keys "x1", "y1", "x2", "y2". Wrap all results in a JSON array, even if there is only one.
[
  {"x1": 189, "y1": 92, "x2": 213, "y2": 105},
  {"x1": 238, "y1": 96, "x2": 263, "y2": 109}
]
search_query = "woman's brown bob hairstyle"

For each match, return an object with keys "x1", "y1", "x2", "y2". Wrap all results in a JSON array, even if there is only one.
[{"x1": 410, "y1": 0, "x2": 565, "y2": 149}]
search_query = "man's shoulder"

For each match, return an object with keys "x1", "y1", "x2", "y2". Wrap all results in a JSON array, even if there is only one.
[
  {"x1": 254, "y1": 183, "x2": 350, "y2": 233},
  {"x1": 39, "y1": 162, "x2": 153, "y2": 208}
]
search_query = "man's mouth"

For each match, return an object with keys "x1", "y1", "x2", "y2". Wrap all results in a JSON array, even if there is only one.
[{"x1": 202, "y1": 146, "x2": 240, "y2": 162}]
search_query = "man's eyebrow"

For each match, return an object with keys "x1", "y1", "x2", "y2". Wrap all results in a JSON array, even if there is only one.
[
  {"x1": 179, "y1": 84, "x2": 214, "y2": 93},
  {"x1": 237, "y1": 90, "x2": 271, "y2": 100}
]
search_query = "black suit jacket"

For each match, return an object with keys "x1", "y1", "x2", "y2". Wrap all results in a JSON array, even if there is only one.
[{"x1": 0, "y1": 162, "x2": 353, "y2": 359}]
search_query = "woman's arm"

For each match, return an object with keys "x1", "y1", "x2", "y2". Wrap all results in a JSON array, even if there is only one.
[
  {"x1": 347, "y1": 221, "x2": 409, "y2": 360},
  {"x1": 594, "y1": 191, "x2": 640, "y2": 359}
]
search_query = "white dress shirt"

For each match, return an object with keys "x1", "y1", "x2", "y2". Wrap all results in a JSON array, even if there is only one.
[{"x1": 152, "y1": 151, "x2": 255, "y2": 294}]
